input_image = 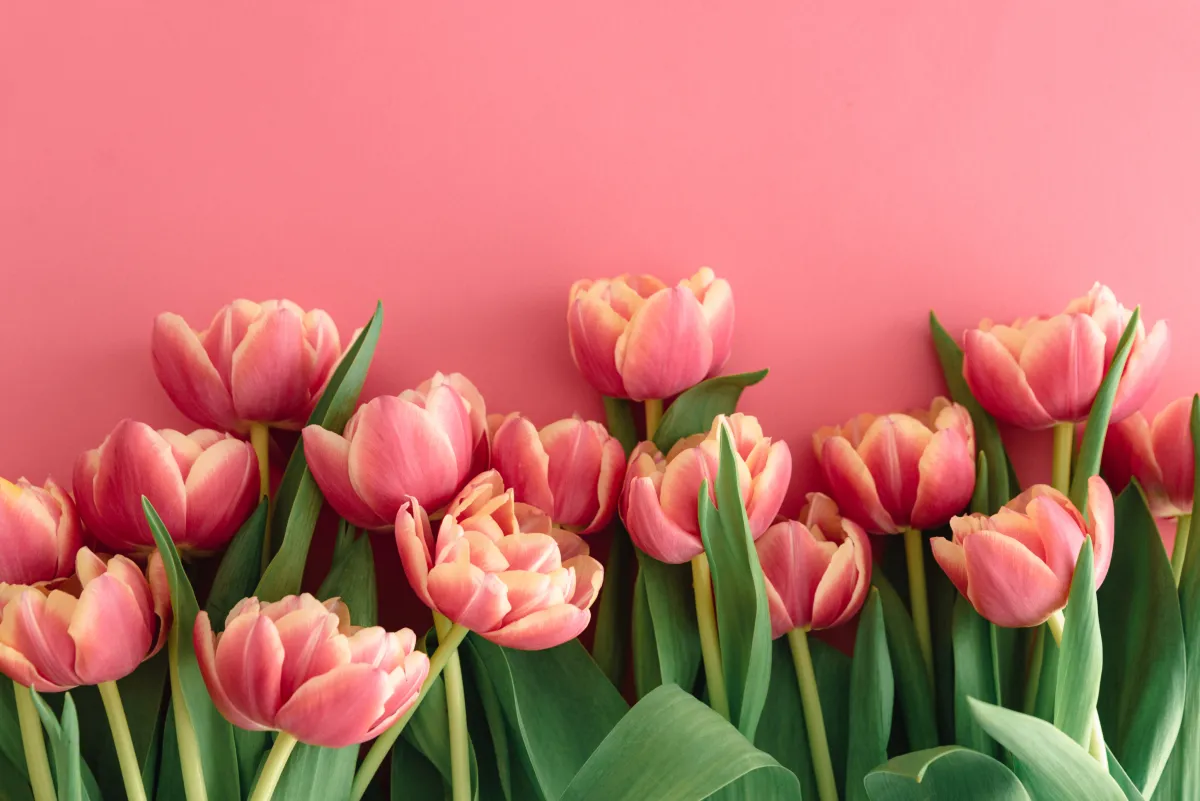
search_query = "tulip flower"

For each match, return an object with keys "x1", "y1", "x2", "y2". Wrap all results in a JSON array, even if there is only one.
[
  {"x1": 490, "y1": 413, "x2": 626, "y2": 534},
  {"x1": 567, "y1": 268, "x2": 734, "y2": 401},
  {"x1": 304, "y1": 372, "x2": 488, "y2": 529},
  {"x1": 152, "y1": 299, "x2": 342, "y2": 433},
  {"x1": 962, "y1": 283, "x2": 1168, "y2": 430},
  {"x1": 74, "y1": 420, "x2": 259, "y2": 553},
  {"x1": 620, "y1": 414, "x2": 792, "y2": 564},
  {"x1": 395, "y1": 471, "x2": 604, "y2": 650},
  {"x1": 931, "y1": 478, "x2": 1114, "y2": 628},
  {"x1": 1103, "y1": 397, "x2": 1193, "y2": 519},
  {"x1": 0, "y1": 477, "x2": 83, "y2": 585}
]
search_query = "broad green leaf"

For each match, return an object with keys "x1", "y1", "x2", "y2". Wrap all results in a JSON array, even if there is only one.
[
  {"x1": 559, "y1": 685, "x2": 801, "y2": 801},
  {"x1": 756, "y1": 637, "x2": 816, "y2": 798},
  {"x1": 391, "y1": 736, "x2": 446, "y2": 801},
  {"x1": 951, "y1": 596, "x2": 998, "y2": 757},
  {"x1": 317, "y1": 522, "x2": 377, "y2": 626},
  {"x1": 1032, "y1": 626, "x2": 1059, "y2": 723},
  {"x1": 847, "y1": 590, "x2": 893, "y2": 801},
  {"x1": 205, "y1": 498, "x2": 268, "y2": 625},
  {"x1": 1106, "y1": 748, "x2": 1146, "y2": 801},
  {"x1": 812, "y1": 636, "x2": 852, "y2": 793},
  {"x1": 0, "y1": 679, "x2": 28, "y2": 787},
  {"x1": 155, "y1": 702, "x2": 185, "y2": 801},
  {"x1": 632, "y1": 550, "x2": 701, "y2": 698},
  {"x1": 870, "y1": 572, "x2": 937, "y2": 751},
  {"x1": 462, "y1": 644, "x2": 514, "y2": 800},
  {"x1": 273, "y1": 743, "x2": 357, "y2": 801},
  {"x1": 1055, "y1": 540, "x2": 1101, "y2": 748},
  {"x1": 864, "y1": 746, "x2": 1030, "y2": 801},
  {"x1": 601, "y1": 396, "x2": 639, "y2": 456},
  {"x1": 630, "y1": 568, "x2": 660, "y2": 698},
  {"x1": 652, "y1": 369, "x2": 768, "y2": 452},
  {"x1": 592, "y1": 522, "x2": 632, "y2": 689},
  {"x1": 32, "y1": 690, "x2": 83, "y2": 801},
  {"x1": 0, "y1": 748, "x2": 34, "y2": 801}
]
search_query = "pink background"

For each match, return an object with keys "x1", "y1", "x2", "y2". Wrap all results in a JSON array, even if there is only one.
[{"x1": 4, "y1": 2, "x2": 1200, "y2": 518}]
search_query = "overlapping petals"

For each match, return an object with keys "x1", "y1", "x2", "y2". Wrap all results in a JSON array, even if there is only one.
[
  {"x1": 1103, "y1": 397, "x2": 1194, "y2": 518},
  {"x1": 0, "y1": 477, "x2": 83, "y2": 585}
]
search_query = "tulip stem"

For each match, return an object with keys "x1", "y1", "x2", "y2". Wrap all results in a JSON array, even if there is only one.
[
  {"x1": 691, "y1": 552, "x2": 730, "y2": 720},
  {"x1": 1173, "y1": 514, "x2": 1193, "y2": 587},
  {"x1": 1052, "y1": 422, "x2": 1074, "y2": 494},
  {"x1": 788, "y1": 628, "x2": 839, "y2": 801},
  {"x1": 248, "y1": 732, "x2": 297, "y2": 801},
  {"x1": 99, "y1": 680, "x2": 148, "y2": 801},
  {"x1": 433, "y1": 614, "x2": 471, "y2": 801},
  {"x1": 350, "y1": 621, "x2": 471, "y2": 801},
  {"x1": 250, "y1": 422, "x2": 273, "y2": 572},
  {"x1": 169, "y1": 636, "x2": 209, "y2": 801},
  {"x1": 903, "y1": 528, "x2": 935, "y2": 684},
  {"x1": 644, "y1": 399, "x2": 663, "y2": 441},
  {"x1": 13, "y1": 682, "x2": 55, "y2": 801},
  {"x1": 1047, "y1": 611, "x2": 1108, "y2": 767}
]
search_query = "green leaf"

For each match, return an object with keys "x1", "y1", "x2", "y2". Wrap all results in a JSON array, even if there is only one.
[
  {"x1": 630, "y1": 568, "x2": 660, "y2": 698},
  {"x1": 144, "y1": 497, "x2": 242, "y2": 801},
  {"x1": 1106, "y1": 748, "x2": 1146, "y2": 801},
  {"x1": 928, "y1": 543, "x2": 958, "y2": 745},
  {"x1": 652, "y1": 369, "x2": 768, "y2": 452},
  {"x1": 847, "y1": 590, "x2": 893, "y2": 801},
  {"x1": 317, "y1": 522, "x2": 377, "y2": 626},
  {"x1": 601, "y1": 396, "x2": 639, "y2": 456},
  {"x1": 33, "y1": 691, "x2": 83, "y2": 801},
  {"x1": 951, "y1": 596, "x2": 998, "y2": 757},
  {"x1": 632, "y1": 550, "x2": 701, "y2": 698},
  {"x1": 1031, "y1": 626, "x2": 1060, "y2": 723},
  {"x1": 592, "y1": 522, "x2": 632, "y2": 689},
  {"x1": 697, "y1": 422, "x2": 773, "y2": 740},
  {"x1": 260, "y1": 302, "x2": 384, "y2": 597},
  {"x1": 462, "y1": 645, "x2": 515, "y2": 800},
  {"x1": 0, "y1": 680, "x2": 28, "y2": 788},
  {"x1": 1096, "y1": 485, "x2": 1184, "y2": 797},
  {"x1": 1054, "y1": 540, "x2": 1101, "y2": 748},
  {"x1": 969, "y1": 699, "x2": 1124, "y2": 800},
  {"x1": 864, "y1": 746, "x2": 1030, "y2": 801},
  {"x1": 205, "y1": 498, "x2": 269, "y2": 625},
  {"x1": 391, "y1": 736, "x2": 446, "y2": 801},
  {"x1": 560, "y1": 685, "x2": 801, "y2": 801},
  {"x1": 870, "y1": 572, "x2": 938, "y2": 751}
]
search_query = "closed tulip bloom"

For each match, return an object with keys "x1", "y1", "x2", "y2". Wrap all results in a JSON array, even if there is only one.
[
  {"x1": 620, "y1": 414, "x2": 792, "y2": 564},
  {"x1": 963, "y1": 283, "x2": 1169, "y2": 430},
  {"x1": 930, "y1": 478, "x2": 1114, "y2": 628},
  {"x1": 74, "y1": 420, "x2": 258, "y2": 553},
  {"x1": 303, "y1": 372, "x2": 488, "y2": 529},
  {"x1": 153, "y1": 299, "x2": 342, "y2": 432},
  {"x1": 0, "y1": 547, "x2": 169, "y2": 691},
  {"x1": 567, "y1": 268, "x2": 734, "y2": 400},
  {"x1": 395, "y1": 472, "x2": 604, "y2": 650},
  {"x1": 491, "y1": 413, "x2": 626, "y2": 534},
  {"x1": 813, "y1": 398, "x2": 976, "y2": 535},
  {"x1": 0, "y1": 477, "x2": 83, "y2": 585},
  {"x1": 1103, "y1": 397, "x2": 1194, "y2": 518},
  {"x1": 194, "y1": 594, "x2": 428, "y2": 748},
  {"x1": 756, "y1": 494, "x2": 872, "y2": 638}
]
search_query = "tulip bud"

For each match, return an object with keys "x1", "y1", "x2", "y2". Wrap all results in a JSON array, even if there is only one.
[
  {"x1": 0, "y1": 477, "x2": 83, "y2": 585},
  {"x1": 1102, "y1": 397, "x2": 1194, "y2": 519}
]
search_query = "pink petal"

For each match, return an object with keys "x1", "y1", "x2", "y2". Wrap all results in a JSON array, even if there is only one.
[
  {"x1": 496, "y1": 571, "x2": 560, "y2": 625},
  {"x1": 72, "y1": 450, "x2": 103, "y2": 543},
  {"x1": 1086, "y1": 477, "x2": 1115, "y2": 588},
  {"x1": 494, "y1": 533, "x2": 561, "y2": 573},
  {"x1": 657, "y1": 445, "x2": 719, "y2": 537},
  {"x1": 43, "y1": 480, "x2": 83, "y2": 581},
  {"x1": 427, "y1": 559, "x2": 512, "y2": 632},
  {"x1": 275, "y1": 662, "x2": 389, "y2": 748},
  {"x1": 696, "y1": 273, "x2": 735, "y2": 375},
  {"x1": 214, "y1": 612, "x2": 286, "y2": 727},
  {"x1": 363, "y1": 652, "x2": 430, "y2": 738},
  {"x1": 818, "y1": 437, "x2": 899, "y2": 535},
  {"x1": 811, "y1": 541, "x2": 860, "y2": 631},
  {"x1": 746, "y1": 442, "x2": 792, "y2": 537},
  {"x1": 963, "y1": 329, "x2": 1055, "y2": 430},
  {"x1": 564, "y1": 555, "x2": 604, "y2": 609},
  {"x1": 0, "y1": 590, "x2": 80, "y2": 688},
  {"x1": 762, "y1": 580, "x2": 795, "y2": 640},
  {"x1": 963, "y1": 531, "x2": 1066, "y2": 628},
  {"x1": 194, "y1": 611, "x2": 271, "y2": 731},
  {"x1": 69, "y1": 574, "x2": 153, "y2": 684},
  {"x1": 483, "y1": 604, "x2": 591, "y2": 650},
  {"x1": 99, "y1": 554, "x2": 156, "y2": 635},
  {"x1": 230, "y1": 305, "x2": 309, "y2": 425},
  {"x1": 567, "y1": 289, "x2": 628, "y2": 398},
  {"x1": 755, "y1": 521, "x2": 833, "y2": 633},
  {"x1": 0, "y1": 481, "x2": 59, "y2": 585},
  {"x1": 157, "y1": 429, "x2": 207, "y2": 480},
  {"x1": 0, "y1": 640, "x2": 69, "y2": 692},
  {"x1": 1102, "y1": 413, "x2": 1159, "y2": 498},
  {"x1": 184, "y1": 439, "x2": 258, "y2": 551},
  {"x1": 273, "y1": 607, "x2": 349, "y2": 700},
  {"x1": 152, "y1": 313, "x2": 240, "y2": 431},
  {"x1": 622, "y1": 476, "x2": 704, "y2": 564},
  {"x1": 395, "y1": 502, "x2": 436, "y2": 609},
  {"x1": 301, "y1": 309, "x2": 342, "y2": 397},
  {"x1": 930, "y1": 536, "x2": 969, "y2": 598},
  {"x1": 93, "y1": 420, "x2": 188, "y2": 552},
  {"x1": 423, "y1": 384, "x2": 474, "y2": 481},
  {"x1": 1152, "y1": 399, "x2": 1195, "y2": 514},
  {"x1": 492, "y1": 416, "x2": 555, "y2": 516},
  {"x1": 541, "y1": 419, "x2": 604, "y2": 529},
  {"x1": 857, "y1": 415, "x2": 932, "y2": 527},
  {"x1": 1111, "y1": 321, "x2": 1170, "y2": 424},
  {"x1": 200, "y1": 300, "x2": 261, "y2": 389},
  {"x1": 911, "y1": 427, "x2": 976, "y2": 530},
  {"x1": 1026, "y1": 497, "x2": 1087, "y2": 584},
  {"x1": 615, "y1": 286, "x2": 713, "y2": 401},
  {"x1": 585, "y1": 432, "x2": 627, "y2": 534},
  {"x1": 301, "y1": 426, "x2": 388, "y2": 529},
  {"x1": 1019, "y1": 314, "x2": 1107, "y2": 422}
]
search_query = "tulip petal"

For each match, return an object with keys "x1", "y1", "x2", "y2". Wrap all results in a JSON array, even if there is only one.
[
  {"x1": 1026, "y1": 497, "x2": 1087, "y2": 584},
  {"x1": 0, "y1": 639, "x2": 70, "y2": 692},
  {"x1": 1150, "y1": 400, "x2": 1194, "y2": 514},
  {"x1": 697, "y1": 274, "x2": 735, "y2": 375},
  {"x1": 931, "y1": 536, "x2": 969, "y2": 597},
  {"x1": 963, "y1": 330, "x2": 1055, "y2": 429},
  {"x1": 1019, "y1": 314, "x2": 1107, "y2": 422},
  {"x1": 302, "y1": 309, "x2": 342, "y2": 397},
  {"x1": 1086, "y1": 477, "x2": 1115, "y2": 587},
  {"x1": 215, "y1": 613, "x2": 287, "y2": 726},
  {"x1": 586, "y1": 434, "x2": 627, "y2": 534},
  {"x1": 273, "y1": 606, "x2": 351, "y2": 700},
  {"x1": 494, "y1": 533, "x2": 561, "y2": 573},
  {"x1": 275, "y1": 662, "x2": 389, "y2": 748},
  {"x1": 657, "y1": 446, "x2": 721, "y2": 537},
  {"x1": 93, "y1": 421, "x2": 187, "y2": 551},
  {"x1": 200, "y1": 300, "x2": 261, "y2": 389},
  {"x1": 152, "y1": 314, "x2": 240, "y2": 431},
  {"x1": 911, "y1": 428, "x2": 976, "y2": 530},
  {"x1": 230, "y1": 306, "x2": 309, "y2": 424},
  {"x1": 564, "y1": 555, "x2": 604, "y2": 609},
  {"x1": 623, "y1": 476, "x2": 704, "y2": 564},
  {"x1": 43, "y1": 480, "x2": 83, "y2": 581},
  {"x1": 746, "y1": 442, "x2": 792, "y2": 537},
  {"x1": 364, "y1": 652, "x2": 430, "y2": 738},
  {"x1": 818, "y1": 438, "x2": 899, "y2": 535},
  {"x1": 857, "y1": 416, "x2": 932, "y2": 527},
  {"x1": 395, "y1": 504, "x2": 436, "y2": 609},
  {"x1": 427, "y1": 560, "x2": 511, "y2": 633},
  {"x1": 69, "y1": 574, "x2": 153, "y2": 684},
  {"x1": 193, "y1": 611, "x2": 270, "y2": 731},
  {"x1": 301, "y1": 427, "x2": 389, "y2": 529},
  {"x1": 616, "y1": 286, "x2": 713, "y2": 401},
  {"x1": 756, "y1": 522, "x2": 832, "y2": 634},
  {"x1": 0, "y1": 590, "x2": 79, "y2": 688},
  {"x1": 423, "y1": 384, "x2": 474, "y2": 479},
  {"x1": 492, "y1": 416, "x2": 555, "y2": 516},
  {"x1": 962, "y1": 532, "x2": 1065, "y2": 627},
  {"x1": 567, "y1": 291, "x2": 628, "y2": 397},
  {"x1": 1111, "y1": 321, "x2": 1170, "y2": 424},
  {"x1": 1102, "y1": 412, "x2": 1158, "y2": 498},
  {"x1": 0, "y1": 481, "x2": 59, "y2": 585},
  {"x1": 184, "y1": 439, "x2": 259, "y2": 551},
  {"x1": 811, "y1": 542, "x2": 858, "y2": 631},
  {"x1": 483, "y1": 604, "x2": 591, "y2": 650},
  {"x1": 541, "y1": 419, "x2": 603, "y2": 528}
]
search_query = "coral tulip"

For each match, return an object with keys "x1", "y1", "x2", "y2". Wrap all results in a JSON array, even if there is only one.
[
  {"x1": 620, "y1": 414, "x2": 792, "y2": 564},
  {"x1": 152, "y1": 299, "x2": 342, "y2": 432},
  {"x1": 1103, "y1": 397, "x2": 1194, "y2": 519},
  {"x1": 813, "y1": 397, "x2": 976, "y2": 535},
  {"x1": 194, "y1": 594, "x2": 428, "y2": 748},
  {"x1": 0, "y1": 547, "x2": 169, "y2": 690},
  {"x1": 75, "y1": 420, "x2": 258, "y2": 553},
  {"x1": 756, "y1": 494, "x2": 872, "y2": 638},
  {"x1": 930, "y1": 478, "x2": 1114, "y2": 628},
  {"x1": 962, "y1": 283, "x2": 1169, "y2": 430},
  {"x1": 395, "y1": 472, "x2": 604, "y2": 650},
  {"x1": 491, "y1": 413, "x2": 626, "y2": 534},
  {"x1": 567, "y1": 268, "x2": 734, "y2": 400},
  {"x1": 303, "y1": 372, "x2": 488, "y2": 529},
  {"x1": 0, "y1": 477, "x2": 83, "y2": 585}
]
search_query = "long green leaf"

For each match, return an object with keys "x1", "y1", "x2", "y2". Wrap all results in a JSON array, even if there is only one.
[
  {"x1": 601, "y1": 396, "x2": 639, "y2": 456},
  {"x1": 630, "y1": 568, "x2": 660, "y2": 698},
  {"x1": 0, "y1": 680, "x2": 28, "y2": 789},
  {"x1": 205, "y1": 498, "x2": 269, "y2": 625},
  {"x1": 633, "y1": 550, "x2": 701, "y2": 698},
  {"x1": 1054, "y1": 540, "x2": 1101, "y2": 748},
  {"x1": 33, "y1": 691, "x2": 83, "y2": 801},
  {"x1": 870, "y1": 572, "x2": 938, "y2": 751},
  {"x1": 847, "y1": 590, "x2": 893, "y2": 801},
  {"x1": 756, "y1": 637, "x2": 816, "y2": 798},
  {"x1": 391, "y1": 736, "x2": 445, "y2": 801},
  {"x1": 1106, "y1": 748, "x2": 1147, "y2": 801},
  {"x1": 652, "y1": 369, "x2": 768, "y2": 452},
  {"x1": 864, "y1": 746, "x2": 1030, "y2": 801},
  {"x1": 951, "y1": 596, "x2": 998, "y2": 757}
]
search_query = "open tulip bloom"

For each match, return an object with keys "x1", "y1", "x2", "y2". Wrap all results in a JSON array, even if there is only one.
[{"x1": 0, "y1": 477, "x2": 82, "y2": 585}]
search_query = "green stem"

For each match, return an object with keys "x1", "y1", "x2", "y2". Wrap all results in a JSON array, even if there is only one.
[
  {"x1": 169, "y1": 635, "x2": 209, "y2": 801},
  {"x1": 98, "y1": 681, "x2": 147, "y2": 801},
  {"x1": 435, "y1": 614, "x2": 471, "y2": 801},
  {"x1": 1047, "y1": 611, "x2": 1107, "y2": 768},
  {"x1": 644, "y1": 399, "x2": 663, "y2": 441},
  {"x1": 13, "y1": 682, "x2": 55, "y2": 801},
  {"x1": 903, "y1": 528, "x2": 934, "y2": 684},
  {"x1": 788, "y1": 628, "x2": 838, "y2": 801},
  {"x1": 1052, "y1": 422, "x2": 1074, "y2": 494},
  {"x1": 691, "y1": 552, "x2": 730, "y2": 720},
  {"x1": 247, "y1": 733, "x2": 297, "y2": 801},
  {"x1": 250, "y1": 422, "x2": 273, "y2": 571},
  {"x1": 350, "y1": 621, "x2": 470, "y2": 801},
  {"x1": 1172, "y1": 514, "x2": 1193, "y2": 587}
]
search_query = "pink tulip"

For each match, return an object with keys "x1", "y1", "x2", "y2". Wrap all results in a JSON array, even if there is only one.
[
  {"x1": 1103, "y1": 397, "x2": 1194, "y2": 518},
  {"x1": 74, "y1": 420, "x2": 258, "y2": 553},
  {"x1": 963, "y1": 283, "x2": 1169, "y2": 430},
  {"x1": 395, "y1": 471, "x2": 604, "y2": 650},
  {"x1": 0, "y1": 477, "x2": 83, "y2": 585},
  {"x1": 813, "y1": 397, "x2": 976, "y2": 535},
  {"x1": 303, "y1": 372, "x2": 488, "y2": 529},
  {"x1": 620, "y1": 414, "x2": 792, "y2": 564},
  {"x1": 194, "y1": 594, "x2": 428, "y2": 748},
  {"x1": 930, "y1": 478, "x2": 1114, "y2": 628},
  {"x1": 756, "y1": 494, "x2": 872, "y2": 638},
  {"x1": 152, "y1": 299, "x2": 342, "y2": 432},
  {"x1": 567, "y1": 268, "x2": 734, "y2": 400},
  {"x1": 491, "y1": 413, "x2": 626, "y2": 534},
  {"x1": 0, "y1": 547, "x2": 169, "y2": 691}
]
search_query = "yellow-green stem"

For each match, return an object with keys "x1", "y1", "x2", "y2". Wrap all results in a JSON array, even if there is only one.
[
  {"x1": 13, "y1": 682, "x2": 55, "y2": 801},
  {"x1": 644, "y1": 399, "x2": 663, "y2": 441},
  {"x1": 691, "y1": 552, "x2": 730, "y2": 720},
  {"x1": 1052, "y1": 422, "x2": 1074, "y2": 494},
  {"x1": 434, "y1": 614, "x2": 471, "y2": 801},
  {"x1": 247, "y1": 733, "x2": 297, "y2": 801},
  {"x1": 250, "y1": 422, "x2": 272, "y2": 571},
  {"x1": 1172, "y1": 514, "x2": 1193, "y2": 587},
  {"x1": 788, "y1": 628, "x2": 838, "y2": 801},
  {"x1": 1047, "y1": 611, "x2": 1107, "y2": 768},
  {"x1": 99, "y1": 681, "x2": 148, "y2": 801},
  {"x1": 169, "y1": 636, "x2": 208, "y2": 801},
  {"x1": 903, "y1": 528, "x2": 934, "y2": 683}
]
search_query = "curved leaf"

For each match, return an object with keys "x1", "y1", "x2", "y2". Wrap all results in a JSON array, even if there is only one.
[
  {"x1": 864, "y1": 746, "x2": 1029, "y2": 801},
  {"x1": 951, "y1": 597, "x2": 998, "y2": 757},
  {"x1": 632, "y1": 550, "x2": 700, "y2": 698},
  {"x1": 871, "y1": 572, "x2": 937, "y2": 751},
  {"x1": 204, "y1": 498, "x2": 268, "y2": 625},
  {"x1": 1055, "y1": 540, "x2": 1101, "y2": 748},
  {"x1": 32, "y1": 691, "x2": 83, "y2": 801},
  {"x1": 847, "y1": 590, "x2": 893, "y2": 801},
  {"x1": 652, "y1": 369, "x2": 768, "y2": 452}
]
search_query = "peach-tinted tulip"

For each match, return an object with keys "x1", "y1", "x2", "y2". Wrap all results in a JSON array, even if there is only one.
[
  {"x1": 620, "y1": 414, "x2": 792, "y2": 564},
  {"x1": 962, "y1": 283, "x2": 1169, "y2": 430},
  {"x1": 152, "y1": 299, "x2": 342, "y2": 432},
  {"x1": 491, "y1": 413, "x2": 626, "y2": 534},
  {"x1": 1103, "y1": 397, "x2": 1194, "y2": 519},
  {"x1": 756, "y1": 494, "x2": 872, "y2": 639},
  {"x1": 813, "y1": 398, "x2": 976, "y2": 535},
  {"x1": 930, "y1": 478, "x2": 1114, "y2": 628},
  {"x1": 395, "y1": 472, "x2": 604, "y2": 650},
  {"x1": 303, "y1": 372, "x2": 488, "y2": 529},
  {"x1": 0, "y1": 477, "x2": 83, "y2": 585},
  {"x1": 0, "y1": 547, "x2": 169, "y2": 691},
  {"x1": 567, "y1": 268, "x2": 734, "y2": 400},
  {"x1": 194, "y1": 594, "x2": 428, "y2": 748},
  {"x1": 74, "y1": 420, "x2": 258, "y2": 553}
]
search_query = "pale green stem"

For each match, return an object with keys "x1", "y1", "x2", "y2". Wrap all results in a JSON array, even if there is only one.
[
  {"x1": 691, "y1": 552, "x2": 730, "y2": 720},
  {"x1": 644, "y1": 399, "x2": 663, "y2": 441},
  {"x1": 98, "y1": 681, "x2": 147, "y2": 801},
  {"x1": 169, "y1": 637, "x2": 208, "y2": 801},
  {"x1": 788, "y1": 628, "x2": 838, "y2": 801},
  {"x1": 1047, "y1": 611, "x2": 1107, "y2": 767},
  {"x1": 247, "y1": 733, "x2": 297, "y2": 801},
  {"x1": 1052, "y1": 422, "x2": 1074, "y2": 494},
  {"x1": 1172, "y1": 514, "x2": 1193, "y2": 587},
  {"x1": 13, "y1": 682, "x2": 55, "y2": 801},
  {"x1": 434, "y1": 614, "x2": 471, "y2": 801},
  {"x1": 903, "y1": 528, "x2": 934, "y2": 684},
  {"x1": 250, "y1": 422, "x2": 273, "y2": 571}
]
